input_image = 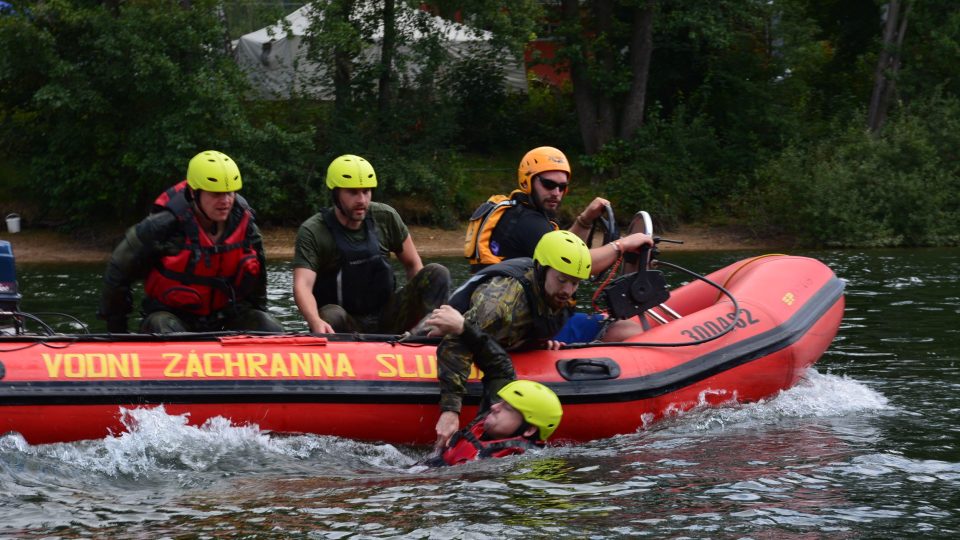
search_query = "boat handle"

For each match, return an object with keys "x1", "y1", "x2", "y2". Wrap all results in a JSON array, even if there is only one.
[{"x1": 555, "y1": 357, "x2": 621, "y2": 381}]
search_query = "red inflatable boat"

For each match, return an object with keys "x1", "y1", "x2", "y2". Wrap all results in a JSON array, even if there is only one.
[{"x1": 0, "y1": 252, "x2": 844, "y2": 446}]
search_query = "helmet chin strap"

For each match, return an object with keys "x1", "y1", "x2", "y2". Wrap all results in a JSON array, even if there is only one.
[
  {"x1": 331, "y1": 187, "x2": 344, "y2": 214},
  {"x1": 330, "y1": 188, "x2": 352, "y2": 227},
  {"x1": 511, "y1": 422, "x2": 536, "y2": 440},
  {"x1": 533, "y1": 261, "x2": 547, "y2": 285},
  {"x1": 190, "y1": 188, "x2": 221, "y2": 235}
]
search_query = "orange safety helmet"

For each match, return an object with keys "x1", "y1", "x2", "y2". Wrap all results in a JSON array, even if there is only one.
[{"x1": 517, "y1": 146, "x2": 571, "y2": 194}]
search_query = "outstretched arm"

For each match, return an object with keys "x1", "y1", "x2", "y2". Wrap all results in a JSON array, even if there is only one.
[
  {"x1": 588, "y1": 231, "x2": 654, "y2": 275},
  {"x1": 433, "y1": 285, "x2": 521, "y2": 449},
  {"x1": 97, "y1": 213, "x2": 171, "y2": 332},
  {"x1": 568, "y1": 197, "x2": 611, "y2": 242},
  {"x1": 293, "y1": 267, "x2": 334, "y2": 334},
  {"x1": 435, "y1": 319, "x2": 516, "y2": 449},
  {"x1": 396, "y1": 234, "x2": 423, "y2": 281}
]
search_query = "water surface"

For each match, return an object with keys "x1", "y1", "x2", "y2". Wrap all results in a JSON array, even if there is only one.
[{"x1": 2, "y1": 248, "x2": 959, "y2": 537}]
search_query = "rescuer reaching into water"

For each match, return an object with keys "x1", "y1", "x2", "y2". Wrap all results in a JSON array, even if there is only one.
[{"x1": 425, "y1": 231, "x2": 593, "y2": 449}]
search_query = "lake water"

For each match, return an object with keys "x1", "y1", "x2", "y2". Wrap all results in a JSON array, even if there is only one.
[{"x1": 2, "y1": 248, "x2": 959, "y2": 538}]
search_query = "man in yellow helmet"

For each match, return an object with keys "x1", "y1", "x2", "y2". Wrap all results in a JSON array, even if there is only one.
[
  {"x1": 423, "y1": 379, "x2": 563, "y2": 466},
  {"x1": 464, "y1": 146, "x2": 653, "y2": 343},
  {"x1": 426, "y1": 230, "x2": 645, "y2": 449},
  {"x1": 292, "y1": 154, "x2": 450, "y2": 334},
  {"x1": 98, "y1": 151, "x2": 282, "y2": 333}
]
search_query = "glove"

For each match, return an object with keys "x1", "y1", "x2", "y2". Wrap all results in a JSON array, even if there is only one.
[{"x1": 233, "y1": 254, "x2": 262, "y2": 303}]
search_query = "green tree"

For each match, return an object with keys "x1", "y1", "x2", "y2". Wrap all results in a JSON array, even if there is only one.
[
  {"x1": 868, "y1": 0, "x2": 911, "y2": 132},
  {"x1": 0, "y1": 0, "x2": 311, "y2": 227},
  {"x1": 745, "y1": 92, "x2": 960, "y2": 247},
  {"x1": 296, "y1": 0, "x2": 541, "y2": 223},
  {"x1": 554, "y1": 0, "x2": 655, "y2": 154},
  {"x1": 879, "y1": 0, "x2": 960, "y2": 114}
]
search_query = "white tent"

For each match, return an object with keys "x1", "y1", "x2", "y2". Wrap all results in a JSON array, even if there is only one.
[{"x1": 234, "y1": 4, "x2": 527, "y2": 99}]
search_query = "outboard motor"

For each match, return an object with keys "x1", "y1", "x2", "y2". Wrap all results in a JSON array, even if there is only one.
[{"x1": 0, "y1": 240, "x2": 22, "y2": 335}]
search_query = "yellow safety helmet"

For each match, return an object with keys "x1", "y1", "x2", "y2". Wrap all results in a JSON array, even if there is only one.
[
  {"x1": 186, "y1": 151, "x2": 242, "y2": 192},
  {"x1": 326, "y1": 154, "x2": 378, "y2": 190},
  {"x1": 533, "y1": 230, "x2": 591, "y2": 280},
  {"x1": 517, "y1": 146, "x2": 570, "y2": 194},
  {"x1": 498, "y1": 380, "x2": 563, "y2": 440}
]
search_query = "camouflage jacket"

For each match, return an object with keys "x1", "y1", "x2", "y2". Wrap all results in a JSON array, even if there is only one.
[{"x1": 437, "y1": 267, "x2": 569, "y2": 413}]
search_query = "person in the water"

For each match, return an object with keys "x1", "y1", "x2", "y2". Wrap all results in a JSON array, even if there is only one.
[{"x1": 423, "y1": 379, "x2": 563, "y2": 466}]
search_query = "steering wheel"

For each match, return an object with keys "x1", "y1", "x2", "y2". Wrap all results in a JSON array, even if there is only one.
[
  {"x1": 588, "y1": 204, "x2": 619, "y2": 248},
  {"x1": 622, "y1": 210, "x2": 655, "y2": 274},
  {"x1": 633, "y1": 210, "x2": 654, "y2": 236}
]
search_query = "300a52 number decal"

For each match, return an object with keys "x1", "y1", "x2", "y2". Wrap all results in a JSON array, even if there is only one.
[{"x1": 680, "y1": 309, "x2": 760, "y2": 340}]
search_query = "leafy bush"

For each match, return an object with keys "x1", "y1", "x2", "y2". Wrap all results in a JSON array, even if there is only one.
[
  {"x1": 579, "y1": 106, "x2": 723, "y2": 228},
  {"x1": 0, "y1": 0, "x2": 311, "y2": 228},
  {"x1": 367, "y1": 150, "x2": 468, "y2": 229},
  {"x1": 744, "y1": 93, "x2": 960, "y2": 247}
]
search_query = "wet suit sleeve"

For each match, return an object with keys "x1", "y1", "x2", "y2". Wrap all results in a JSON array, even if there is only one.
[
  {"x1": 97, "y1": 212, "x2": 176, "y2": 332},
  {"x1": 242, "y1": 221, "x2": 269, "y2": 311}
]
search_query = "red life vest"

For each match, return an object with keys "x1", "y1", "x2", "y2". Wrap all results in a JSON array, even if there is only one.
[
  {"x1": 440, "y1": 417, "x2": 544, "y2": 466},
  {"x1": 144, "y1": 181, "x2": 261, "y2": 316}
]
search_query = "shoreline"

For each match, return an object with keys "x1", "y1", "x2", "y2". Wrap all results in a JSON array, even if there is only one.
[{"x1": 1, "y1": 223, "x2": 783, "y2": 264}]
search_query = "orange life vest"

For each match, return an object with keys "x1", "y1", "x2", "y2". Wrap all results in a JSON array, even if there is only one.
[
  {"x1": 464, "y1": 190, "x2": 559, "y2": 269},
  {"x1": 463, "y1": 192, "x2": 517, "y2": 266}
]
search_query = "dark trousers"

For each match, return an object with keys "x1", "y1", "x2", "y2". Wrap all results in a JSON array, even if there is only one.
[
  {"x1": 320, "y1": 263, "x2": 450, "y2": 334},
  {"x1": 140, "y1": 308, "x2": 283, "y2": 333}
]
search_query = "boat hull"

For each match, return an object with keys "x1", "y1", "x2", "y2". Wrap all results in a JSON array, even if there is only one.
[{"x1": 0, "y1": 255, "x2": 845, "y2": 445}]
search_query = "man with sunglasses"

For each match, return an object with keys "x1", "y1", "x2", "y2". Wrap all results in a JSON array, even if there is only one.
[
  {"x1": 464, "y1": 146, "x2": 627, "y2": 275},
  {"x1": 463, "y1": 146, "x2": 654, "y2": 343}
]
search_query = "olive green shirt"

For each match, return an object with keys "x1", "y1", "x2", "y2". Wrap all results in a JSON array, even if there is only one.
[{"x1": 292, "y1": 202, "x2": 410, "y2": 273}]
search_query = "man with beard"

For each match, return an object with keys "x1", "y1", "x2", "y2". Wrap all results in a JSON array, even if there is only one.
[
  {"x1": 464, "y1": 146, "x2": 655, "y2": 343},
  {"x1": 464, "y1": 146, "x2": 618, "y2": 274},
  {"x1": 425, "y1": 230, "x2": 650, "y2": 449},
  {"x1": 98, "y1": 150, "x2": 283, "y2": 333},
  {"x1": 292, "y1": 154, "x2": 450, "y2": 334},
  {"x1": 422, "y1": 379, "x2": 563, "y2": 466}
]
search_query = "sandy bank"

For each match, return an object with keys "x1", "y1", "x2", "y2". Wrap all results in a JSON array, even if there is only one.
[{"x1": 1, "y1": 223, "x2": 782, "y2": 264}]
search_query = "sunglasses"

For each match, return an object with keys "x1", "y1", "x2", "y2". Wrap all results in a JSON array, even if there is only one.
[{"x1": 537, "y1": 176, "x2": 569, "y2": 193}]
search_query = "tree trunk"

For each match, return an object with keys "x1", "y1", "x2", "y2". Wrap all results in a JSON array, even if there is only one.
[
  {"x1": 332, "y1": 0, "x2": 355, "y2": 112},
  {"x1": 378, "y1": 0, "x2": 396, "y2": 116},
  {"x1": 593, "y1": 0, "x2": 617, "y2": 151},
  {"x1": 563, "y1": 0, "x2": 619, "y2": 154},
  {"x1": 868, "y1": 1, "x2": 910, "y2": 132},
  {"x1": 216, "y1": 2, "x2": 233, "y2": 57},
  {"x1": 562, "y1": 0, "x2": 598, "y2": 153},
  {"x1": 619, "y1": 1, "x2": 655, "y2": 140}
]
